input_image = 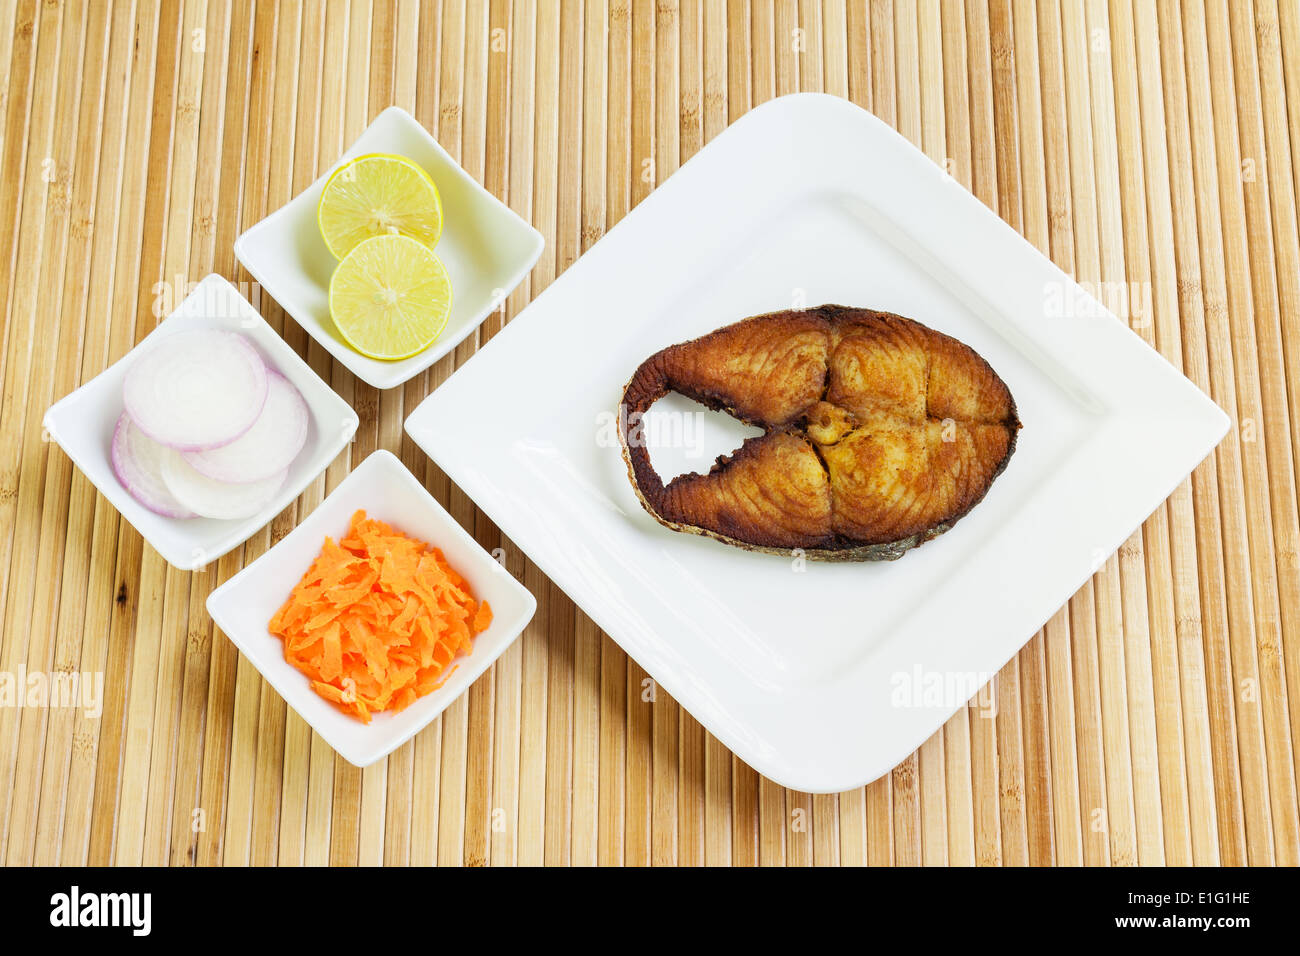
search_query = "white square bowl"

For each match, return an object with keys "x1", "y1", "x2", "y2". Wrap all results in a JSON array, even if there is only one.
[
  {"x1": 44, "y1": 273, "x2": 359, "y2": 571},
  {"x1": 404, "y1": 93, "x2": 1229, "y2": 792},
  {"x1": 234, "y1": 106, "x2": 544, "y2": 390},
  {"x1": 205, "y1": 449, "x2": 537, "y2": 767}
]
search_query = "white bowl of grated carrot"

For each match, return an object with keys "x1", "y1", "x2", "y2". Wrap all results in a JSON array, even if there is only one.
[{"x1": 206, "y1": 449, "x2": 537, "y2": 767}]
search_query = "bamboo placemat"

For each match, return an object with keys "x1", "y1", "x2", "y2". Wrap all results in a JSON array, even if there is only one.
[{"x1": 1, "y1": 0, "x2": 1297, "y2": 866}]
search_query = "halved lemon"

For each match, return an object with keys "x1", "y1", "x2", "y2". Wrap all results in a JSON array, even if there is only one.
[
  {"x1": 328, "y1": 234, "x2": 452, "y2": 360},
  {"x1": 317, "y1": 153, "x2": 443, "y2": 259}
]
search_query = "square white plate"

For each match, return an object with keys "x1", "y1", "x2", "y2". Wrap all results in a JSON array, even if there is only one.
[
  {"x1": 44, "y1": 273, "x2": 359, "y2": 571},
  {"x1": 404, "y1": 94, "x2": 1229, "y2": 792},
  {"x1": 205, "y1": 449, "x2": 537, "y2": 767},
  {"x1": 234, "y1": 106, "x2": 544, "y2": 390}
]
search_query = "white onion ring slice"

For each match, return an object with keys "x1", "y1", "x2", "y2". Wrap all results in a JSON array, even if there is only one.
[
  {"x1": 181, "y1": 371, "x2": 308, "y2": 483},
  {"x1": 123, "y1": 329, "x2": 268, "y2": 451},
  {"x1": 110, "y1": 412, "x2": 197, "y2": 519},
  {"x1": 160, "y1": 450, "x2": 287, "y2": 520}
]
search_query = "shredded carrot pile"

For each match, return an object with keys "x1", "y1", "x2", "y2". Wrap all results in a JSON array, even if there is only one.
[{"x1": 269, "y1": 509, "x2": 493, "y2": 723}]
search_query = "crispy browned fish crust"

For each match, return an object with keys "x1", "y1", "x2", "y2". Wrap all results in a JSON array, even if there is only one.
[{"x1": 619, "y1": 305, "x2": 1021, "y2": 561}]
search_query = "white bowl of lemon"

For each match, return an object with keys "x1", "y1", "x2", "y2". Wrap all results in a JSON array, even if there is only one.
[{"x1": 236, "y1": 107, "x2": 544, "y2": 390}]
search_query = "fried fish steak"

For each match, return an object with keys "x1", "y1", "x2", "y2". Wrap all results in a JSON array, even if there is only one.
[{"x1": 618, "y1": 305, "x2": 1021, "y2": 561}]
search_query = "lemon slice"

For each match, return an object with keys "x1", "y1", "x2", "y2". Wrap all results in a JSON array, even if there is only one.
[
  {"x1": 317, "y1": 153, "x2": 443, "y2": 259},
  {"x1": 328, "y1": 234, "x2": 452, "y2": 360}
]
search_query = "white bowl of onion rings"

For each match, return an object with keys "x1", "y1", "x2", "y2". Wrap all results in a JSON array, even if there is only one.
[{"x1": 44, "y1": 274, "x2": 358, "y2": 570}]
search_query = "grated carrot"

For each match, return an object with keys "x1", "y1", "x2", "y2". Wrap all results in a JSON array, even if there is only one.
[{"x1": 269, "y1": 509, "x2": 492, "y2": 723}]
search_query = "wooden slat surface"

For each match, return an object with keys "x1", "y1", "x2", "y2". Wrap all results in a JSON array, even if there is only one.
[{"x1": 2, "y1": 0, "x2": 1298, "y2": 866}]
